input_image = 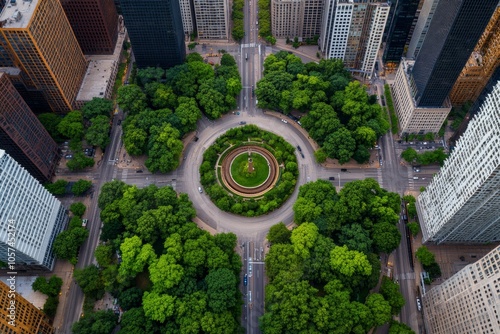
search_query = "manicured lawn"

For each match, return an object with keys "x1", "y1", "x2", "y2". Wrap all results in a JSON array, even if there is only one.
[{"x1": 230, "y1": 152, "x2": 270, "y2": 187}]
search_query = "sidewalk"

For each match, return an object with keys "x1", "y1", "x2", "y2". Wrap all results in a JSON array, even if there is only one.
[{"x1": 273, "y1": 39, "x2": 321, "y2": 63}]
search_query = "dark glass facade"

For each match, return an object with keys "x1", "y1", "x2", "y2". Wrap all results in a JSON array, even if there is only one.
[
  {"x1": 383, "y1": 0, "x2": 420, "y2": 63},
  {"x1": 412, "y1": 0, "x2": 498, "y2": 107},
  {"x1": 62, "y1": 0, "x2": 119, "y2": 55},
  {"x1": 120, "y1": 0, "x2": 186, "y2": 68},
  {"x1": 0, "y1": 73, "x2": 59, "y2": 182}
]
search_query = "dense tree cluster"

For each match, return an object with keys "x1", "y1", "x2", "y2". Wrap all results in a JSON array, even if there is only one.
[
  {"x1": 256, "y1": 53, "x2": 388, "y2": 164},
  {"x1": 72, "y1": 310, "x2": 118, "y2": 334},
  {"x1": 232, "y1": 0, "x2": 244, "y2": 40},
  {"x1": 44, "y1": 179, "x2": 92, "y2": 196},
  {"x1": 401, "y1": 147, "x2": 447, "y2": 166},
  {"x1": 71, "y1": 181, "x2": 243, "y2": 333},
  {"x1": 32, "y1": 276, "x2": 63, "y2": 318},
  {"x1": 118, "y1": 54, "x2": 241, "y2": 173},
  {"x1": 52, "y1": 213, "x2": 89, "y2": 265},
  {"x1": 69, "y1": 202, "x2": 86, "y2": 217},
  {"x1": 200, "y1": 125, "x2": 299, "y2": 216},
  {"x1": 261, "y1": 179, "x2": 403, "y2": 332}
]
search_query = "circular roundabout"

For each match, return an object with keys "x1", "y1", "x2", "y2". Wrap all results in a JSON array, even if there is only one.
[
  {"x1": 222, "y1": 146, "x2": 280, "y2": 197},
  {"x1": 199, "y1": 125, "x2": 299, "y2": 217}
]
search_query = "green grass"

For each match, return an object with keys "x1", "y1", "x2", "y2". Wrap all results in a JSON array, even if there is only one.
[
  {"x1": 384, "y1": 84, "x2": 399, "y2": 134},
  {"x1": 230, "y1": 152, "x2": 270, "y2": 187}
]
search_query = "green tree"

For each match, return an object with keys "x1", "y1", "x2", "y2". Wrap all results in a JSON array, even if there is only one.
[
  {"x1": 81, "y1": 98, "x2": 113, "y2": 119},
  {"x1": 136, "y1": 67, "x2": 165, "y2": 86},
  {"x1": 205, "y1": 268, "x2": 238, "y2": 313},
  {"x1": 57, "y1": 111, "x2": 84, "y2": 140},
  {"x1": 142, "y1": 291, "x2": 176, "y2": 322},
  {"x1": 72, "y1": 179, "x2": 92, "y2": 195},
  {"x1": 53, "y1": 227, "x2": 89, "y2": 264},
  {"x1": 69, "y1": 216, "x2": 83, "y2": 230},
  {"x1": 372, "y1": 222, "x2": 401, "y2": 254},
  {"x1": 380, "y1": 277, "x2": 405, "y2": 315},
  {"x1": 407, "y1": 222, "x2": 420, "y2": 236},
  {"x1": 330, "y1": 245, "x2": 372, "y2": 277},
  {"x1": 314, "y1": 149, "x2": 327, "y2": 163},
  {"x1": 389, "y1": 320, "x2": 415, "y2": 334},
  {"x1": 85, "y1": 115, "x2": 110, "y2": 149},
  {"x1": 38, "y1": 113, "x2": 63, "y2": 142},
  {"x1": 70, "y1": 202, "x2": 86, "y2": 217},
  {"x1": 119, "y1": 288, "x2": 144, "y2": 311},
  {"x1": 32, "y1": 276, "x2": 62, "y2": 297},
  {"x1": 43, "y1": 296, "x2": 59, "y2": 318},
  {"x1": 94, "y1": 244, "x2": 113, "y2": 268},
  {"x1": 323, "y1": 128, "x2": 356, "y2": 164},
  {"x1": 338, "y1": 223, "x2": 372, "y2": 254},
  {"x1": 118, "y1": 307, "x2": 158, "y2": 333},
  {"x1": 74, "y1": 264, "x2": 105, "y2": 300},
  {"x1": 118, "y1": 236, "x2": 156, "y2": 281},
  {"x1": 365, "y1": 293, "x2": 392, "y2": 327},
  {"x1": 415, "y1": 246, "x2": 435, "y2": 266},
  {"x1": 67, "y1": 153, "x2": 95, "y2": 171},
  {"x1": 117, "y1": 84, "x2": 148, "y2": 115},
  {"x1": 145, "y1": 124, "x2": 183, "y2": 173},
  {"x1": 354, "y1": 126, "x2": 377, "y2": 148},
  {"x1": 44, "y1": 179, "x2": 68, "y2": 195},
  {"x1": 401, "y1": 148, "x2": 418, "y2": 163},
  {"x1": 267, "y1": 222, "x2": 292, "y2": 244},
  {"x1": 98, "y1": 180, "x2": 128, "y2": 209},
  {"x1": 123, "y1": 126, "x2": 147, "y2": 156},
  {"x1": 72, "y1": 310, "x2": 118, "y2": 334},
  {"x1": 291, "y1": 222, "x2": 319, "y2": 259},
  {"x1": 175, "y1": 97, "x2": 202, "y2": 135}
]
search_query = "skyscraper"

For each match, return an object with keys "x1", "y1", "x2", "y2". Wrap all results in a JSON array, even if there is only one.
[
  {"x1": 422, "y1": 245, "x2": 500, "y2": 333},
  {"x1": 382, "y1": 0, "x2": 420, "y2": 63},
  {"x1": 179, "y1": 0, "x2": 195, "y2": 38},
  {"x1": 391, "y1": 0, "x2": 498, "y2": 134},
  {"x1": 120, "y1": 0, "x2": 186, "y2": 68},
  {"x1": 271, "y1": 0, "x2": 324, "y2": 39},
  {"x1": 194, "y1": 0, "x2": 229, "y2": 40},
  {"x1": 0, "y1": 73, "x2": 58, "y2": 183},
  {"x1": 416, "y1": 80, "x2": 500, "y2": 244},
  {"x1": 320, "y1": 0, "x2": 389, "y2": 79},
  {"x1": 0, "y1": 150, "x2": 67, "y2": 271},
  {"x1": 406, "y1": 0, "x2": 439, "y2": 59},
  {"x1": 449, "y1": 4, "x2": 500, "y2": 106},
  {"x1": 61, "y1": 0, "x2": 119, "y2": 54},
  {"x1": 412, "y1": 0, "x2": 498, "y2": 108},
  {"x1": 0, "y1": 281, "x2": 55, "y2": 333},
  {"x1": 0, "y1": 0, "x2": 88, "y2": 112}
]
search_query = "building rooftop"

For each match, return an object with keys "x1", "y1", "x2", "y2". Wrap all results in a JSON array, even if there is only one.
[
  {"x1": 76, "y1": 28, "x2": 126, "y2": 103},
  {"x1": 0, "y1": 0, "x2": 38, "y2": 29}
]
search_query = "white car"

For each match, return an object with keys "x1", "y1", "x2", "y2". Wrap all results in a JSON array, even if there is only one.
[{"x1": 281, "y1": 119, "x2": 288, "y2": 123}]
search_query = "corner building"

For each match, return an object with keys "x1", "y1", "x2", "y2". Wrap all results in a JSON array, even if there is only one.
[
  {"x1": 423, "y1": 245, "x2": 500, "y2": 333},
  {"x1": 416, "y1": 80, "x2": 500, "y2": 244},
  {"x1": 0, "y1": 150, "x2": 67, "y2": 271},
  {"x1": 0, "y1": 281, "x2": 55, "y2": 333},
  {"x1": 120, "y1": 0, "x2": 186, "y2": 68},
  {"x1": 0, "y1": 73, "x2": 58, "y2": 183},
  {"x1": 0, "y1": 0, "x2": 88, "y2": 112}
]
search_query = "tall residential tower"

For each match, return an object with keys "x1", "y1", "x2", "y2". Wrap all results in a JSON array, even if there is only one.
[
  {"x1": 0, "y1": 0, "x2": 88, "y2": 112},
  {"x1": 0, "y1": 150, "x2": 67, "y2": 271},
  {"x1": 61, "y1": 0, "x2": 119, "y2": 55},
  {"x1": 194, "y1": 0, "x2": 230, "y2": 40},
  {"x1": 416, "y1": 80, "x2": 500, "y2": 244},
  {"x1": 0, "y1": 73, "x2": 58, "y2": 182},
  {"x1": 422, "y1": 245, "x2": 500, "y2": 333}
]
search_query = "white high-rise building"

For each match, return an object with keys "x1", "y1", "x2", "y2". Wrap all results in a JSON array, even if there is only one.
[
  {"x1": 319, "y1": 0, "x2": 389, "y2": 79},
  {"x1": 193, "y1": 0, "x2": 229, "y2": 40},
  {"x1": 0, "y1": 150, "x2": 67, "y2": 271},
  {"x1": 406, "y1": 0, "x2": 440, "y2": 59},
  {"x1": 416, "y1": 81, "x2": 500, "y2": 244},
  {"x1": 179, "y1": 0, "x2": 195, "y2": 37},
  {"x1": 423, "y1": 245, "x2": 500, "y2": 333}
]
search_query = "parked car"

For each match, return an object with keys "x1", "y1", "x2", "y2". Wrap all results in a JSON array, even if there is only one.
[
  {"x1": 341, "y1": 169, "x2": 347, "y2": 172},
  {"x1": 239, "y1": 121, "x2": 247, "y2": 125},
  {"x1": 416, "y1": 297, "x2": 422, "y2": 311},
  {"x1": 243, "y1": 274, "x2": 248, "y2": 286},
  {"x1": 329, "y1": 176, "x2": 335, "y2": 180},
  {"x1": 82, "y1": 219, "x2": 88, "y2": 228},
  {"x1": 136, "y1": 170, "x2": 143, "y2": 173},
  {"x1": 198, "y1": 187, "x2": 203, "y2": 193},
  {"x1": 296, "y1": 145, "x2": 302, "y2": 152},
  {"x1": 281, "y1": 119, "x2": 288, "y2": 123}
]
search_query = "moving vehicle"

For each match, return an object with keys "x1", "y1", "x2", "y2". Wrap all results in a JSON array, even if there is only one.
[
  {"x1": 296, "y1": 145, "x2": 302, "y2": 152},
  {"x1": 136, "y1": 170, "x2": 143, "y2": 173},
  {"x1": 239, "y1": 121, "x2": 247, "y2": 125},
  {"x1": 341, "y1": 169, "x2": 347, "y2": 172},
  {"x1": 243, "y1": 274, "x2": 248, "y2": 286},
  {"x1": 245, "y1": 53, "x2": 248, "y2": 60},
  {"x1": 82, "y1": 219, "x2": 88, "y2": 228},
  {"x1": 198, "y1": 187, "x2": 203, "y2": 193},
  {"x1": 329, "y1": 177, "x2": 335, "y2": 180}
]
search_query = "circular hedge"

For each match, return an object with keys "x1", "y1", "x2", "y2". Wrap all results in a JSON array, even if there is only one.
[
  {"x1": 230, "y1": 152, "x2": 270, "y2": 188},
  {"x1": 199, "y1": 125, "x2": 299, "y2": 217}
]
